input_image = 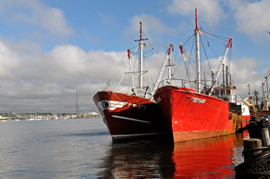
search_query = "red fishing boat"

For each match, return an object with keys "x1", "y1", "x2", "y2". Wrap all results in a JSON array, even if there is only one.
[
  {"x1": 93, "y1": 22, "x2": 172, "y2": 142},
  {"x1": 154, "y1": 9, "x2": 246, "y2": 143}
]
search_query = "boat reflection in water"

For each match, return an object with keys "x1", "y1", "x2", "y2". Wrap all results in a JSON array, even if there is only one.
[
  {"x1": 173, "y1": 134, "x2": 244, "y2": 178},
  {"x1": 97, "y1": 134, "x2": 244, "y2": 178}
]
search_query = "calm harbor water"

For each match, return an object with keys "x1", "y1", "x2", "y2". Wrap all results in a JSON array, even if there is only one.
[{"x1": 0, "y1": 118, "x2": 245, "y2": 178}]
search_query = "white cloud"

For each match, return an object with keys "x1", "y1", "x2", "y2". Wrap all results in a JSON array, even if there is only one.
[
  {"x1": 230, "y1": 57, "x2": 263, "y2": 97},
  {"x1": 225, "y1": 0, "x2": 270, "y2": 44},
  {"x1": 177, "y1": 53, "x2": 265, "y2": 99},
  {"x1": 0, "y1": 41, "x2": 19, "y2": 80},
  {"x1": 199, "y1": 56, "x2": 267, "y2": 99},
  {"x1": 130, "y1": 14, "x2": 169, "y2": 35},
  {"x1": 122, "y1": 14, "x2": 168, "y2": 42},
  {"x1": 0, "y1": 0, "x2": 73, "y2": 36},
  {"x1": 0, "y1": 35, "x2": 268, "y2": 113},
  {"x1": 0, "y1": 39, "x2": 125, "y2": 113},
  {"x1": 233, "y1": 0, "x2": 270, "y2": 35},
  {"x1": 42, "y1": 8, "x2": 73, "y2": 36},
  {"x1": 122, "y1": 14, "x2": 183, "y2": 45},
  {"x1": 167, "y1": 0, "x2": 224, "y2": 27}
]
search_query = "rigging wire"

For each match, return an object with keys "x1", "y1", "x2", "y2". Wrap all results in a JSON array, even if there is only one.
[
  {"x1": 201, "y1": 30, "x2": 219, "y2": 58},
  {"x1": 103, "y1": 32, "x2": 139, "y2": 90},
  {"x1": 111, "y1": 28, "x2": 171, "y2": 94},
  {"x1": 105, "y1": 22, "x2": 238, "y2": 94},
  {"x1": 173, "y1": 34, "x2": 195, "y2": 83},
  {"x1": 202, "y1": 30, "x2": 229, "y2": 41},
  {"x1": 173, "y1": 29, "x2": 234, "y2": 89},
  {"x1": 200, "y1": 35, "x2": 212, "y2": 71}
]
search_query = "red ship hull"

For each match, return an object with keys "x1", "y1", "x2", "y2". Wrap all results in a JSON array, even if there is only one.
[
  {"x1": 93, "y1": 91, "x2": 172, "y2": 142},
  {"x1": 154, "y1": 86, "x2": 239, "y2": 143}
]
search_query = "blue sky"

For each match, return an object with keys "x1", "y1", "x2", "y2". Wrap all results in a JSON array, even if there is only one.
[{"x1": 0, "y1": 0, "x2": 270, "y2": 113}]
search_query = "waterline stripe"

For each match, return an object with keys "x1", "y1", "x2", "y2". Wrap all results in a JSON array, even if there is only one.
[{"x1": 112, "y1": 115, "x2": 150, "y2": 124}]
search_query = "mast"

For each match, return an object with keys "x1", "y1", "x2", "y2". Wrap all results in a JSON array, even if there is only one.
[
  {"x1": 222, "y1": 64, "x2": 225, "y2": 87},
  {"x1": 168, "y1": 59, "x2": 172, "y2": 83},
  {"x1": 195, "y1": 8, "x2": 201, "y2": 93},
  {"x1": 228, "y1": 53, "x2": 231, "y2": 87},
  {"x1": 211, "y1": 70, "x2": 215, "y2": 87},
  {"x1": 226, "y1": 66, "x2": 228, "y2": 87},
  {"x1": 138, "y1": 22, "x2": 143, "y2": 96},
  {"x1": 135, "y1": 22, "x2": 148, "y2": 97},
  {"x1": 254, "y1": 89, "x2": 259, "y2": 107},
  {"x1": 265, "y1": 76, "x2": 269, "y2": 99},
  {"x1": 167, "y1": 45, "x2": 174, "y2": 85},
  {"x1": 204, "y1": 72, "x2": 206, "y2": 90}
]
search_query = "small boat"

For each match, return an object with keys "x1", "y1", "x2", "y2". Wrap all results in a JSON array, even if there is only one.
[
  {"x1": 93, "y1": 22, "x2": 172, "y2": 142},
  {"x1": 154, "y1": 9, "x2": 247, "y2": 143}
]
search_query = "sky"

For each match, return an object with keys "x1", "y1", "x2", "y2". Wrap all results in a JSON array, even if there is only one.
[{"x1": 0, "y1": 0, "x2": 270, "y2": 113}]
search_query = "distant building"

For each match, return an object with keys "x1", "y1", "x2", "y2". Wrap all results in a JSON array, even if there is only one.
[
  {"x1": 83, "y1": 112, "x2": 101, "y2": 118},
  {"x1": 90, "y1": 112, "x2": 98, "y2": 116}
]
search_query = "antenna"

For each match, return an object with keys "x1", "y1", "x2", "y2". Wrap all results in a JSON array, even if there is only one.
[
  {"x1": 254, "y1": 89, "x2": 259, "y2": 107},
  {"x1": 247, "y1": 84, "x2": 250, "y2": 96},
  {"x1": 76, "y1": 83, "x2": 79, "y2": 116},
  {"x1": 262, "y1": 82, "x2": 265, "y2": 100},
  {"x1": 265, "y1": 76, "x2": 269, "y2": 96}
]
